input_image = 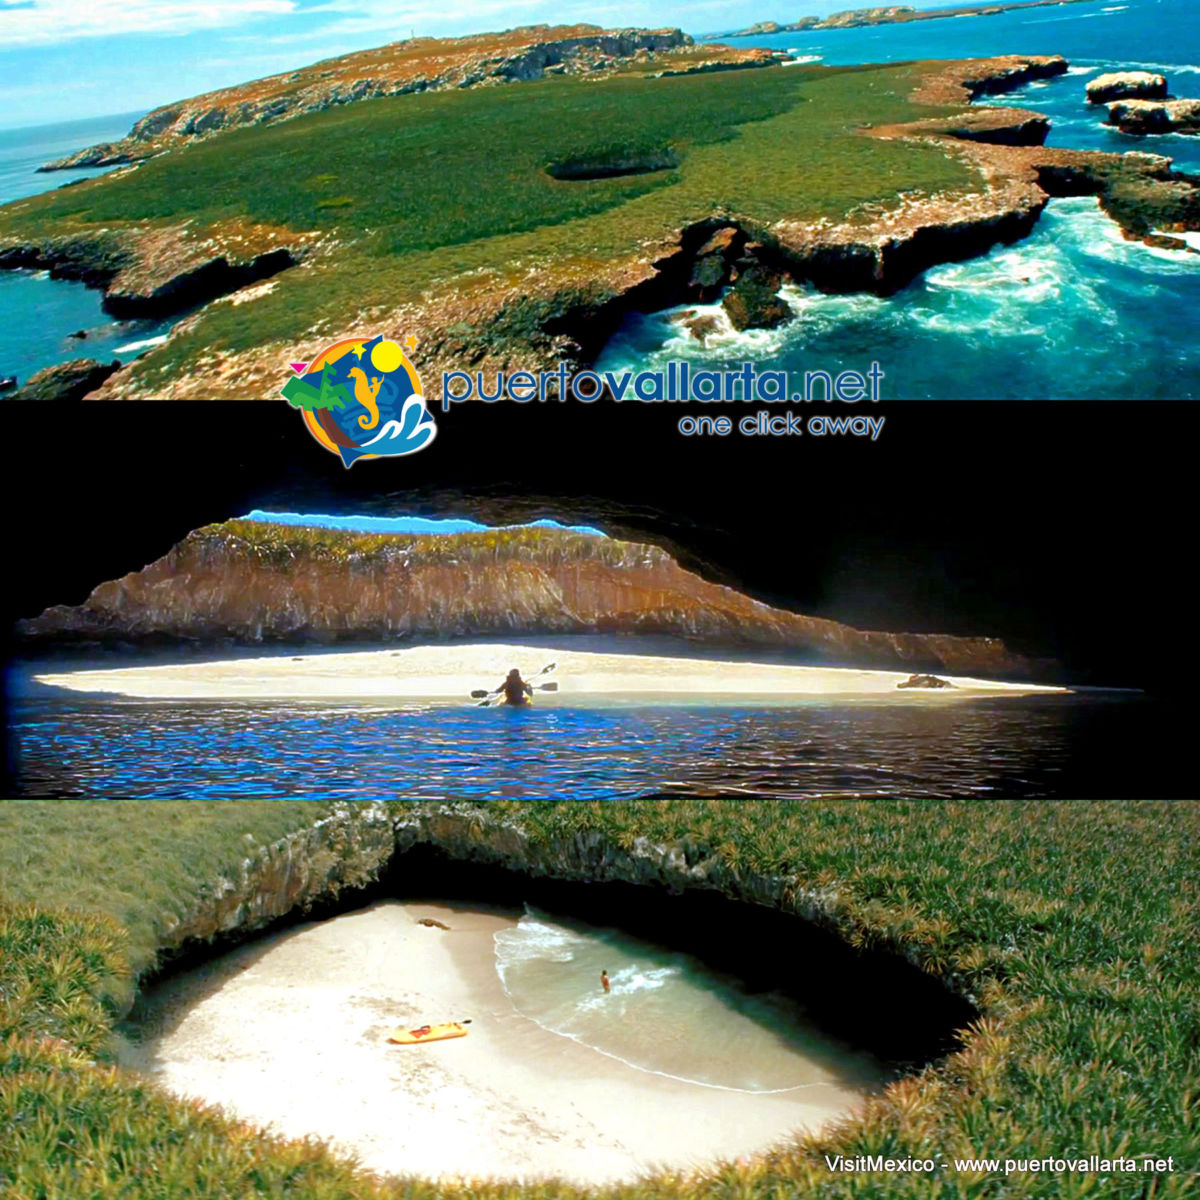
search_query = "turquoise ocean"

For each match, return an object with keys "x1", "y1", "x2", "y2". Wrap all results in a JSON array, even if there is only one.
[
  {"x1": 604, "y1": 0, "x2": 1200, "y2": 399},
  {"x1": 1, "y1": 0, "x2": 1198, "y2": 395}
]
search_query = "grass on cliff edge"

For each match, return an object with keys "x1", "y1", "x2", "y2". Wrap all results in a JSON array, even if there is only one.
[
  {"x1": 2, "y1": 799, "x2": 1198, "y2": 1198},
  {"x1": 0, "y1": 60, "x2": 975, "y2": 388},
  {"x1": 206, "y1": 518, "x2": 656, "y2": 569}
]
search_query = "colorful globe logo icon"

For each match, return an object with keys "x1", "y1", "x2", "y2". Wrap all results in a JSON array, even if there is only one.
[{"x1": 281, "y1": 334, "x2": 437, "y2": 467}]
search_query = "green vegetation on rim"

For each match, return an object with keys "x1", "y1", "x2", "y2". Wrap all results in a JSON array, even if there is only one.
[
  {"x1": 2, "y1": 799, "x2": 1197, "y2": 1198},
  {"x1": 0, "y1": 61, "x2": 975, "y2": 384},
  {"x1": 206, "y1": 519, "x2": 656, "y2": 568}
]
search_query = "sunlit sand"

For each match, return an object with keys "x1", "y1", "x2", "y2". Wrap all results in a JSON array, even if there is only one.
[{"x1": 35, "y1": 642, "x2": 1067, "y2": 701}]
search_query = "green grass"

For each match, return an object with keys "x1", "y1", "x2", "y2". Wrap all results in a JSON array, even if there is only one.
[
  {"x1": 203, "y1": 518, "x2": 658, "y2": 569},
  {"x1": 0, "y1": 61, "x2": 975, "y2": 385},
  {"x1": 3, "y1": 65, "x2": 960, "y2": 254},
  {"x1": 6, "y1": 800, "x2": 1195, "y2": 1198},
  {"x1": 0, "y1": 801, "x2": 334, "y2": 974}
]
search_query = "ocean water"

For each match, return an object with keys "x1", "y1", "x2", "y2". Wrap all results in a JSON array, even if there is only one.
[
  {"x1": 0, "y1": 111, "x2": 143, "y2": 204},
  {"x1": 728, "y1": 0, "x2": 1200, "y2": 174},
  {"x1": 0, "y1": 113, "x2": 169, "y2": 384},
  {"x1": 0, "y1": 269, "x2": 173, "y2": 383},
  {"x1": 494, "y1": 906, "x2": 876, "y2": 1091},
  {"x1": 8, "y1": 684, "x2": 1187, "y2": 799},
  {"x1": 597, "y1": 196, "x2": 1200, "y2": 398}
]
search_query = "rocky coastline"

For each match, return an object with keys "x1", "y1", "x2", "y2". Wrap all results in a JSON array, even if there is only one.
[
  {"x1": 5, "y1": 53, "x2": 1199, "y2": 399},
  {"x1": 16, "y1": 519, "x2": 1055, "y2": 680}
]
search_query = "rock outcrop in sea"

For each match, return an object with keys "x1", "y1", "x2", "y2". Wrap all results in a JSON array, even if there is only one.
[
  {"x1": 11, "y1": 358, "x2": 122, "y2": 401},
  {"x1": 1106, "y1": 98, "x2": 1200, "y2": 135},
  {"x1": 1086, "y1": 71, "x2": 1169, "y2": 104},
  {"x1": 16, "y1": 519, "x2": 1056, "y2": 681}
]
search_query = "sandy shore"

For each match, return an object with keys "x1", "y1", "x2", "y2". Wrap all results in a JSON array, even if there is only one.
[
  {"x1": 35, "y1": 641, "x2": 1066, "y2": 700},
  {"x1": 118, "y1": 901, "x2": 878, "y2": 1185}
]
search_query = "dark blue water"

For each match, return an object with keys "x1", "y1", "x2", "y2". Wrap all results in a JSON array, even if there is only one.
[
  {"x1": 9, "y1": 687, "x2": 1186, "y2": 800},
  {"x1": 600, "y1": 0, "x2": 1200, "y2": 399},
  {"x1": 726, "y1": 0, "x2": 1200, "y2": 174}
]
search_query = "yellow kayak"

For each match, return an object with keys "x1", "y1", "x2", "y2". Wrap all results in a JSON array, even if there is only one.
[{"x1": 388, "y1": 1021, "x2": 470, "y2": 1045}]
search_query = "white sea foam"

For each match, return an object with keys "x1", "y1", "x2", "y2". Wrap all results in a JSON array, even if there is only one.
[
  {"x1": 1101, "y1": 60, "x2": 1200, "y2": 77},
  {"x1": 1153, "y1": 229, "x2": 1200, "y2": 251},
  {"x1": 493, "y1": 905, "x2": 851, "y2": 1094},
  {"x1": 113, "y1": 334, "x2": 169, "y2": 355},
  {"x1": 783, "y1": 54, "x2": 822, "y2": 66}
]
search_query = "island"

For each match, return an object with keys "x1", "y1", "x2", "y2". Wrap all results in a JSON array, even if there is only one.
[
  {"x1": 1, "y1": 22, "x2": 1197, "y2": 399},
  {"x1": 712, "y1": 0, "x2": 1105, "y2": 39}
]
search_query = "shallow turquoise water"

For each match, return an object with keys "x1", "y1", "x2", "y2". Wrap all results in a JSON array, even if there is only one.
[
  {"x1": 0, "y1": 269, "x2": 172, "y2": 383},
  {"x1": 609, "y1": 0, "x2": 1200, "y2": 399},
  {"x1": 597, "y1": 197, "x2": 1200, "y2": 399},
  {"x1": 0, "y1": 112, "x2": 169, "y2": 384},
  {"x1": 494, "y1": 906, "x2": 876, "y2": 1091}
]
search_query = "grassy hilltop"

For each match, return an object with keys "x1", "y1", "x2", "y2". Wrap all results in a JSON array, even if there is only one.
[
  {"x1": 0, "y1": 42, "x2": 976, "y2": 395},
  {"x1": 2, "y1": 800, "x2": 1197, "y2": 1198}
]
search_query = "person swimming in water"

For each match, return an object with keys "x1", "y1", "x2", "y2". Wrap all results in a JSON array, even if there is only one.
[{"x1": 499, "y1": 668, "x2": 534, "y2": 707}]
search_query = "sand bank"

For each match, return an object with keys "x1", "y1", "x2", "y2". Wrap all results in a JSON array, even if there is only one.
[
  {"x1": 35, "y1": 641, "x2": 1067, "y2": 700},
  {"x1": 118, "y1": 901, "x2": 878, "y2": 1185}
]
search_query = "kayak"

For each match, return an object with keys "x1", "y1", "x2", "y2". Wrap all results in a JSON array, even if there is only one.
[{"x1": 388, "y1": 1021, "x2": 470, "y2": 1045}]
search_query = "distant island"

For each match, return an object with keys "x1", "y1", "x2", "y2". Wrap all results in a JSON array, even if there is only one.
[{"x1": 710, "y1": 0, "x2": 1102, "y2": 40}]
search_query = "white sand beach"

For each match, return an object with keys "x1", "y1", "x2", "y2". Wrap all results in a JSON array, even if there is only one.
[
  {"x1": 35, "y1": 641, "x2": 1067, "y2": 701},
  {"x1": 118, "y1": 901, "x2": 878, "y2": 1185}
]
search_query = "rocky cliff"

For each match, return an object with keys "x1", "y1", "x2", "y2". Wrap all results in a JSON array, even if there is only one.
[
  {"x1": 41, "y1": 26, "x2": 770, "y2": 170},
  {"x1": 136, "y1": 801, "x2": 980, "y2": 1044},
  {"x1": 17, "y1": 519, "x2": 1052, "y2": 679}
]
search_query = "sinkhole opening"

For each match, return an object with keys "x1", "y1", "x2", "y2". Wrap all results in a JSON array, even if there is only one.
[
  {"x1": 120, "y1": 845, "x2": 979, "y2": 1184},
  {"x1": 377, "y1": 847, "x2": 979, "y2": 1069},
  {"x1": 546, "y1": 147, "x2": 682, "y2": 181}
]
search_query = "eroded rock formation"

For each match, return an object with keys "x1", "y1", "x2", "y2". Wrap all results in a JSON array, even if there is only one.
[
  {"x1": 1086, "y1": 71, "x2": 1168, "y2": 104},
  {"x1": 0, "y1": 227, "x2": 305, "y2": 323},
  {"x1": 12, "y1": 54, "x2": 1198, "y2": 400},
  {"x1": 133, "y1": 800, "x2": 982, "y2": 1049},
  {"x1": 17, "y1": 519, "x2": 1055, "y2": 680},
  {"x1": 11, "y1": 358, "x2": 122, "y2": 401},
  {"x1": 1106, "y1": 98, "x2": 1200, "y2": 135}
]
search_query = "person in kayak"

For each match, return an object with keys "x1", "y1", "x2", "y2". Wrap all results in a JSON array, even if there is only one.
[{"x1": 500, "y1": 668, "x2": 534, "y2": 707}]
